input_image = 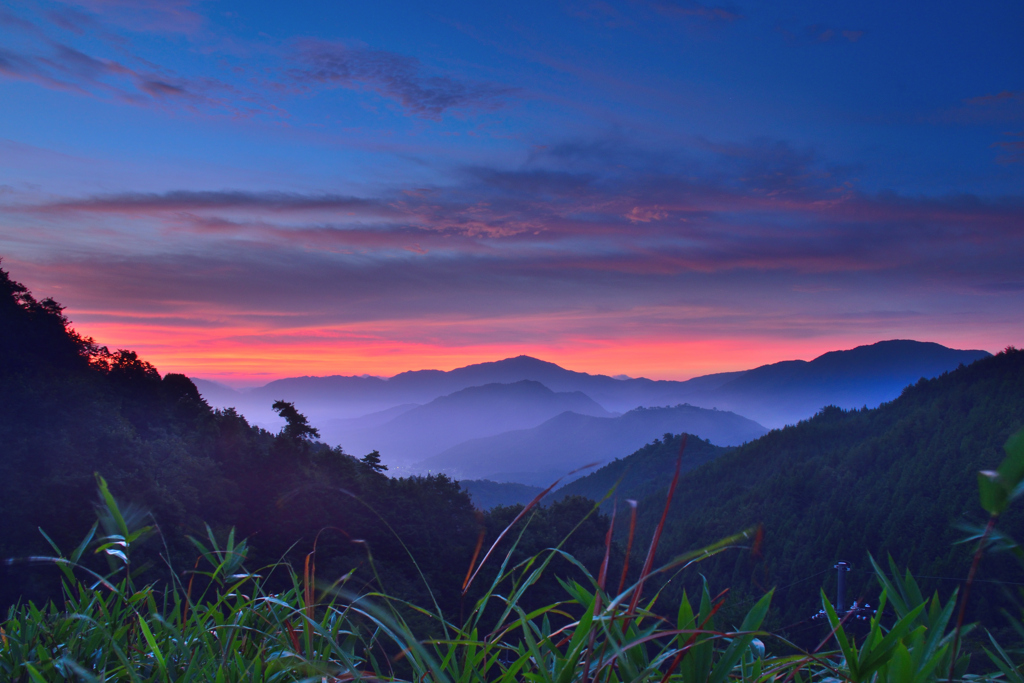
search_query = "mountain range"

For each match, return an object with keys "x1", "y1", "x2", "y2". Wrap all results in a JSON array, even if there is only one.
[
  {"x1": 192, "y1": 340, "x2": 989, "y2": 480},
  {"x1": 196, "y1": 340, "x2": 988, "y2": 428}
]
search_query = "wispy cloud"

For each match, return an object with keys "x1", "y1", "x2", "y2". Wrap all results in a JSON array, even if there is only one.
[
  {"x1": 56, "y1": 0, "x2": 206, "y2": 36},
  {"x1": 775, "y1": 23, "x2": 867, "y2": 45},
  {"x1": 641, "y1": 0, "x2": 743, "y2": 22},
  {"x1": 0, "y1": 30, "x2": 250, "y2": 115},
  {"x1": 992, "y1": 132, "x2": 1024, "y2": 164},
  {"x1": 965, "y1": 91, "x2": 1024, "y2": 106},
  {"x1": 0, "y1": 5, "x2": 515, "y2": 121},
  {"x1": 946, "y1": 90, "x2": 1024, "y2": 125},
  {"x1": 41, "y1": 190, "x2": 395, "y2": 214},
  {"x1": 13, "y1": 135, "x2": 1024, "y2": 281},
  {"x1": 287, "y1": 39, "x2": 516, "y2": 118}
]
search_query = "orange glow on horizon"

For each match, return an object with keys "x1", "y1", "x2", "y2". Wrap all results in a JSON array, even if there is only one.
[{"x1": 66, "y1": 314, "x2": 1005, "y2": 388}]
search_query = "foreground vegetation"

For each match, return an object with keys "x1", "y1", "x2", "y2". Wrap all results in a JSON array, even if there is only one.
[{"x1": 4, "y1": 425, "x2": 1024, "y2": 681}]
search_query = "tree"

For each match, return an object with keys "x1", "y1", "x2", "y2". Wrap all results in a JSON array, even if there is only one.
[
  {"x1": 361, "y1": 449, "x2": 388, "y2": 473},
  {"x1": 271, "y1": 400, "x2": 320, "y2": 441}
]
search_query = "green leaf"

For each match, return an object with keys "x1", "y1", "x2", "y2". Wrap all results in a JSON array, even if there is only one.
[
  {"x1": 95, "y1": 473, "x2": 129, "y2": 538},
  {"x1": 23, "y1": 663, "x2": 49, "y2": 683},
  {"x1": 70, "y1": 522, "x2": 99, "y2": 564},
  {"x1": 822, "y1": 590, "x2": 858, "y2": 677},
  {"x1": 1000, "y1": 427, "x2": 1024, "y2": 490},
  {"x1": 708, "y1": 591, "x2": 773, "y2": 683},
  {"x1": 137, "y1": 615, "x2": 167, "y2": 678},
  {"x1": 978, "y1": 470, "x2": 1008, "y2": 515}
]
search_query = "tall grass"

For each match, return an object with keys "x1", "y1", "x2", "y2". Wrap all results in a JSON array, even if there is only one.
[{"x1": 3, "y1": 428, "x2": 1024, "y2": 682}]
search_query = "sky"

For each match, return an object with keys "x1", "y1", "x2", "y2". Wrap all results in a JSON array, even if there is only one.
[{"x1": 1, "y1": 0, "x2": 1022, "y2": 385}]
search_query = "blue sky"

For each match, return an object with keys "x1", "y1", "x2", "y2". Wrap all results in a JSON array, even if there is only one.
[{"x1": 1, "y1": 0, "x2": 1021, "y2": 383}]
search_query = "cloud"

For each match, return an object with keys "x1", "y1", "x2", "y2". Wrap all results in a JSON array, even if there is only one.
[
  {"x1": 39, "y1": 190, "x2": 394, "y2": 215},
  {"x1": 14, "y1": 143, "x2": 1024, "y2": 282},
  {"x1": 0, "y1": 37, "x2": 243, "y2": 113},
  {"x1": 992, "y1": 132, "x2": 1024, "y2": 164},
  {"x1": 0, "y1": 5, "x2": 282, "y2": 119},
  {"x1": 626, "y1": 206, "x2": 670, "y2": 223},
  {"x1": 1, "y1": 5, "x2": 512, "y2": 123},
  {"x1": 641, "y1": 0, "x2": 742, "y2": 22},
  {"x1": 947, "y1": 91, "x2": 1024, "y2": 125},
  {"x1": 6, "y1": 136, "x2": 1022, "y2": 382},
  {"x1": 6, "y1": 133, "x2": 1023, "y2": 352},
  {"x1": 0, "y1": 41, "x2": 127, "y2": 95},
  {"x1": 775, "y1": 24, "x2": 866, "y2": 45},
  {"x1": 138, "y1": 79, "x2": 187, "y2": 97},
  {"x1": 806, "y1": 25, "x2": 866, "y2": 43},
  {"x1": 965, "y1": 91, "x2": 1024, "y2": 106},
  {"x1": 288, "y1": 39, "x2": 516, "y2": 118},
  {"x1": 56, "y1": 0, "x2": 206, "y2": 36}
]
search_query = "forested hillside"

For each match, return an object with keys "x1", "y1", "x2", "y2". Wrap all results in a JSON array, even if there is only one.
[
  {"x1": 0, "y1": 265, "x2": 609, "y2": 614},
  {"x1": 619, "y1": 349, "x2": 1024, "y2": 634},
  {"x1": 553, "y1": 433, "x2": 727, "y2": 507}
]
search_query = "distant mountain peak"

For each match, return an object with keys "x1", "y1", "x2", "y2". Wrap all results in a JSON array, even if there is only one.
[{"x1": 462, "y1": 355, "x2": 568, "y2": 371}]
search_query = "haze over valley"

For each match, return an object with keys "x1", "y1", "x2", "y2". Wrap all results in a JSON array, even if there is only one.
[{"x1": 193, "y1": 339, "x2": 988, "y2": 484}]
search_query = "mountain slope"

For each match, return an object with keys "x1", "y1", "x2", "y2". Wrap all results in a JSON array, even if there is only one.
[
  {"x1": 334, "y1": 380, "x2": 614, "y2": 464},
  {"x1": 705, "y1": 339, "x2": 991, "y2": 427},
  {"x1": 416, "y1": 404, "x2": 767, "y2": 485},
  {"x1": 620, "y1": 349, "x2": 1024, "y2": 632},
  {"x1": 319, "y1": 403, "x2": 419, "y2": 436},
  {"x1": 552, "y1": 434, "x2": 728, "y2": 508},
  {"x1": 459, "y1": 480, "x2": 545, "y2": 510}
]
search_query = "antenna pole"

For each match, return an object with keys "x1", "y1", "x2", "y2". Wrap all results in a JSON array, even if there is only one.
[{"x1": 835, "y1": 561, "x2": 850, "y2": 613}]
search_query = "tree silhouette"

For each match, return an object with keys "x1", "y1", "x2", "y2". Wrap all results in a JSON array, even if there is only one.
[
  {"x1": 272, "y1": 400, "x2": 320, "y2": 441},
  {"x1": 361, "y1": 449, "x2": 388, "y2": 472}
]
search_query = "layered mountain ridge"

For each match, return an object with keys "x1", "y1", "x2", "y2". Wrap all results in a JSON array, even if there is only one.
[
  {"x1": 326, "y1": 380, "x2": 614, "y2": 465},
  {"x1": 196, "y1": 340, "x2": 988, "y2": 429},
  {"x1": 194, "y1": 340, "x2": 990, "y2": 482},
  {"x1": 415, "y1": 404, "x2": 765, "y2": 485}
]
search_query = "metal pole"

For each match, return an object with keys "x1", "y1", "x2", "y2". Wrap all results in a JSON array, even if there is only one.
[{"x1": 835, "y1": 561, "x2": 850, "y2": 613}]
